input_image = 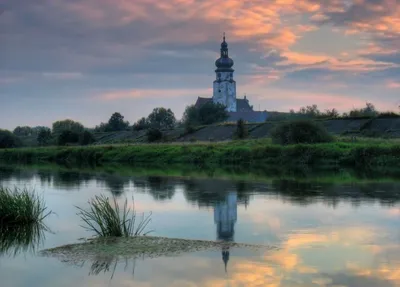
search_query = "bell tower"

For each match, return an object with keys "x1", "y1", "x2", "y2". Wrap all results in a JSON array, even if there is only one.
[{"x1": 213, "y1": 33, "x2": 237, "y2": 112}]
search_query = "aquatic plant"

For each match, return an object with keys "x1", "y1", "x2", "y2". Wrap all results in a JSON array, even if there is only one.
[
  {"x1": 76, "y1": 195, "x2": 152, "y2": 237},
  {"x1": 0, "y1": 187, "x2": 51, "y2": 225},
  {"x1": 0, "y1": 222, "x2": 47, "y2": 257}
]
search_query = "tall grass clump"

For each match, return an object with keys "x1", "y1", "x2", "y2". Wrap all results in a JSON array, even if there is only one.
[
  {"x1": 76, "y1": 195, "x2": 152, "y2": 237},
  {"x1": 0, "y1": 187, "x2": 51, "y2": 225},
  {"x1": 271, "y1": 120, "x2": 334, "y2": 145}
]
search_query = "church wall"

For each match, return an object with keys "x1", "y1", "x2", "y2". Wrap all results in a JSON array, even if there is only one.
[{"x1": 212, "y1": 72, "x2": 237, "y2": 112}]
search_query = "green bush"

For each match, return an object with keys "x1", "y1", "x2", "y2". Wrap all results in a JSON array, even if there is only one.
[
  {"x1": 79, "y1": 130, "x2": 96, "y2": 145},
  {"x1": 58, "y1": 130, "x2": 80, "y2": 146},
  {"x1": 271, "y1": 120, "x2": 334, "y2": 145},
  {"x1": 146, "y1": 128, "x2": 163, "y2": 142},
  {"x1": 0, "y1": 129, "x2": 22, "y2": 149}
]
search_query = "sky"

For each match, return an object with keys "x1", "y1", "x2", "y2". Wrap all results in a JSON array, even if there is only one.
[{"x1": 0, "y1": 0, "x2": 399, "y2": 130}]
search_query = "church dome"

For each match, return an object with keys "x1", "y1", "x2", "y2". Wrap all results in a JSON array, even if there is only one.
[
  {"x1": 215, "y1": 57, "x2": 234, "y2": 69},
  {"x1": 215, "y1": 33, "x2": 234, "y2": 71}
]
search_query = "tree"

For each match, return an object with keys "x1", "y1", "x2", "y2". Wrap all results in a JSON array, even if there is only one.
[
  {"x1": 349, "y1": 102, "x2": 378, "y2": 118},
  {"x1": 107, "y1": 112, "x2": 130, "y2": 131},
  {"x1": 298, "y1": 105, "x2": 321, "y2": 118},
  {"x1": 198, "y1": 102, "x2": 229, "y2": 125},
  {"x1": 147, "y1": 108, "x2": 176, "y2": 129},
  {"x1": 0, "y1": 129, "x2": 22, "y2": 148},
  {"x1": 133, "y1": 117, "x2": 149, "y2": 131},
  {"x1": 52, "y1": 119, "x2": 84, "y2": 135},
  {"x1": 13, "y1": 126, "x2": 33, "y2": 136},
  {"x1": 270, "y1": 120, "x2": 334, "y2": 145},
  {"x1": 37, "y1": 128, "x2": 52, "y2": 146},
  {"x1": 79, "y1": 130, "x2": 95, "y2": 145},
  {"x1": 235, "y1": 118, "x2": 248, "y2": 139},
  {"x1": 57, "y1": 130, "x2": 80, "y2": 146},
  {"x1": 183, "y1": 102, "x2": 229, "y2": 127},
  {"x1": 322, "y1": 108, "x2": 339, "y2": 118}
]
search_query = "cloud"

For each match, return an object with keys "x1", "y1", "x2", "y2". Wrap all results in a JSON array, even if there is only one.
[
  {"x1": 97, "y1": 88, "x2": 212, "y2": 101},
  {"x1": 0, "y1": 0, "x2": 399, "y2": 129}
]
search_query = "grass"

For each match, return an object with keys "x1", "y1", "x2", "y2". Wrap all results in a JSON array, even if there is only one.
[
  {"x1": 0, "y1": 138, "x2": 399, "y2": 169},
  {"x1": 76, "y1": 195, "x2": 152, "y2": 237},
  {"x1": 0, "y1": 187, "x2": 51, "y2": 225}
]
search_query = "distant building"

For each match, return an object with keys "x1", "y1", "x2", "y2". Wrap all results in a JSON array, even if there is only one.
[{"x1": 194, "y1": 34, "x2": 268, "y2": 123}]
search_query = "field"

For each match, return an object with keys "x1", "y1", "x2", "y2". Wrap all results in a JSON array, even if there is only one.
[{"x1": 1, "y1": 138, "x2": 399, "y2": 170}]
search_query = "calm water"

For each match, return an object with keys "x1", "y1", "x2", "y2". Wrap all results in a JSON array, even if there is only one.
[{"x1": 1, "y1": 166, "x2": 400, "y2": 287}]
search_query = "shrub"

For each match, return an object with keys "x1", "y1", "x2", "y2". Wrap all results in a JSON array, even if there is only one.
[
  {"x1": 79, "y1": 130, "x2": 96, "y2": 145},
  {"x1": 270, "y1": 120, "x2": 334, "y2": 145},
  {"x1": 37, "y1": 128, "x2": 52, "y2": 146},
  {"x1": 76, "y1": 195, "x2": 152, "y2": 237},
  {"x1": 58, "y1": 130, "x2": 80, "y2": 146},
  {"x1": 147, "y1": 108, "x2": 176, "y2": 129},
  {"x1": 133, "y1": 117, "x2": 149, "y2": 131},
  {"x1": 0, "y1": 129, "x2": 22, "y2": 149},
  {"x1": 0, "y1": 187, "x2": 51, "y2": 225},
  {"x1": 235, "y1": 118, "x2": 248, "y2": 139},
  {"x1": 146, "y1": 128, "x2": 163, "y2": 142}
]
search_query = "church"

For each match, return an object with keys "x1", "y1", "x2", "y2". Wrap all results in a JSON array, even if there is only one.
[{"x1": 195, "y1": 34, "x2": 268, "y2": 123}]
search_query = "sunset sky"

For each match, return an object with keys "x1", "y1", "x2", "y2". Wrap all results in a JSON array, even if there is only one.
[{"x1": 1, "y1": 0, "x2": 399, "y2": 129}]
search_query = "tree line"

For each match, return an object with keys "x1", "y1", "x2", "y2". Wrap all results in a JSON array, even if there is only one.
[{"x1": 1, "y1": 101, "x2": 398, "y2": 148}]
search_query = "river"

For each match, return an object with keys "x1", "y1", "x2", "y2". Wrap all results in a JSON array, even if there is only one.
[{"x1": 1, "y1": 165, "x2": 400, "y2": 287}]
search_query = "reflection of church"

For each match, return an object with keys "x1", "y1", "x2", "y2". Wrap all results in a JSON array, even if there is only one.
[{"x1": 213, "y1": 192, "x2": 238, "y2": 272}]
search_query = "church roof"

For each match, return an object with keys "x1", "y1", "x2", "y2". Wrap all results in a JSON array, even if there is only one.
[
  {"x1": 194, "y1": 97, "x2": 212, "y2": 108},
  {"x1": 236, "y1": 99, "x2": 253, "y2": 112},
  {"x1": 228, "y1": 111, "x2": 268, "y2": 123}
]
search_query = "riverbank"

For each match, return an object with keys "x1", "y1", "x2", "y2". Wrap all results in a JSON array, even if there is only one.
[{"x1": 0, "y1": 139, "x2": 399, "y2": 169}]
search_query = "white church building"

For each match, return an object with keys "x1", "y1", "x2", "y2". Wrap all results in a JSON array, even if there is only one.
[{"x1": 195, "y1": 34, "x2": 268, "y2": 122}]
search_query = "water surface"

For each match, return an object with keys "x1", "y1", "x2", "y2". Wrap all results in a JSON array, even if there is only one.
[{"x1": 1, "y1": 165, "x2": 400, "y2": 287}]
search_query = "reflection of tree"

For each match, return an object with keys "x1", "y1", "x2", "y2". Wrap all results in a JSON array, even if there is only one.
[
  {"x1": 37, "y1": 170, "x2": 52, "y2": 186},
  {"x1": 0, "y1": 166, "x2": 17, "y2": 183},
  {"x1": 182, "y1": 179, "x2": 250, "y2": 208},
  {"x1": 0, "y1": 223, "x2": 47, "y2": 258},
  {"x1": 101, "y1": 175, "x2": 130, "y2": 197},
  {"x1": 133, "y1": 176, "x2": 176, "y2": 201},
  {"x1": 52, "y1": 171, "x2": 93, "y2": 189}
]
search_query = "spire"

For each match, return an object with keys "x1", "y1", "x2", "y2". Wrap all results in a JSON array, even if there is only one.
[
  {"x1": 222, "y1": 246, "x2": 230, "y2": 273},
  {"x1": 223, "y1": 32, "x2": 226, "y2": 42}
]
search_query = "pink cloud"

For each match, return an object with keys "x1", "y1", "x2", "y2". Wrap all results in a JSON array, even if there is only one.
[{"x1": 97, "y1": 88, "x2": 212, "y2": 101}]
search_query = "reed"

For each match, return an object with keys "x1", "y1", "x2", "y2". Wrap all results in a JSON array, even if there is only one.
[
  {"x1": 0, "y1": 187, "x2": 51, "y2": 225},
  {"x1": 76, "y1": 195, "x2": 152, "y2": 237}
]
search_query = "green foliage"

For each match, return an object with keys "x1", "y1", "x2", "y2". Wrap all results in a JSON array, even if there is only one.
[
  {"x1": 271, "y1": 120, "x2": 334, "y2": 145},
  {"x1": 0, "y1": 187, "x2": 51, "y2": 225},
  {"x1": 235, "y1": 119, "x2": 248, "y2": 139},
  {"x1": 79, "y1": 130, "x2": 95, "y2": 146},
  {"x1": 0, "y1": 129, "x2": 22, "y2": 149},
  {"x1": 107, "y1": 112, "x2": 130, "y2": 131},
  {"x1": 348, "y1": 102, "x2": 378, "y2": 118},
  {"x1": 37, "y1": 128, "x2": 52, "y2": 146},
  {"x1": 52, "y1": 119, "x2": 84, "y2": 135},
  {"x1": 147, "y1": 107, "x2": 176, "y2": 129},
  {"x1": 1, "y1": 139, "x2": 400, "y2": 169},
  {"x1": 183, "y1": 102, "x2": 229, "y2": 127},
  {"x1": 76, "y1": 195, "x2": 152, "y2": 237},
  {"x1": 13, "y1": 126, "x2": 33, "y2": 136},
  {"x1": 133, "y1": 117, "x2": 149, "y2": 131},
  {"x1": 146, "y1": 128, "x2": 163, "y2": 142},
  {"x1": 58, "y1": 130, "x2": 80, "y2": 146}
]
